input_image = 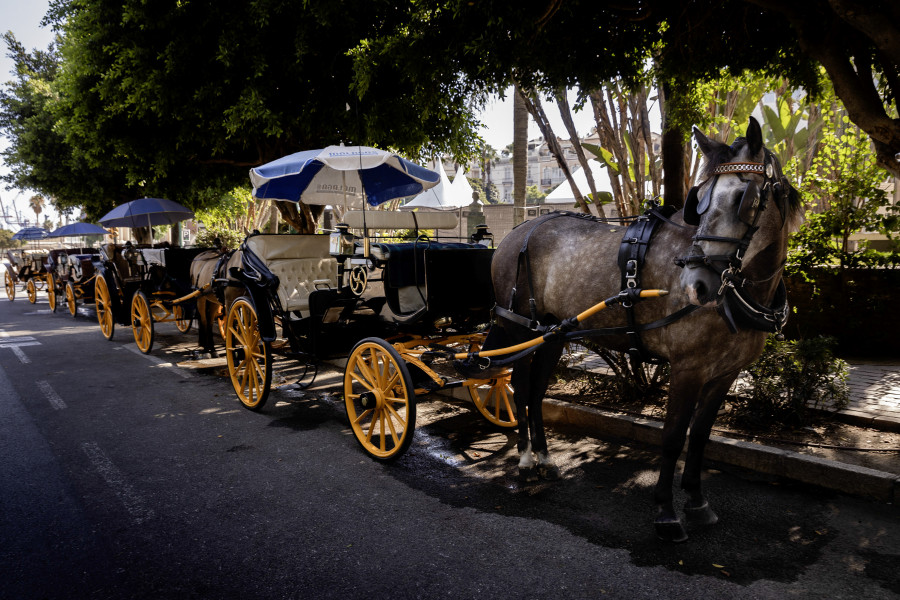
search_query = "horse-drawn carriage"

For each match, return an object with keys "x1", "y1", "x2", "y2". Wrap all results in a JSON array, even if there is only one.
[
  {"x1": 43, "y1": 248, "x2": 100, "y2": 315},
  {"x1": 210, "y1": 209, "x2": 512, "y2": 459},
  {"x1": 94, "y1": 242, "x2": 210, "y2": 352},
  {"x1": 3, "y1": 249, "x2": 52, "y2": 303}
]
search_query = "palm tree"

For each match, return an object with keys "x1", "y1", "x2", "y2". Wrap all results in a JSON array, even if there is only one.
[
  {"x1": 513, "y1": 83, "x2": 528, "y2": 226},
  {"x1": 28, "y1": 194, "x2": 45, "y2": 227},
  {"x1": 480, "y1": 144, "x2": 499, "y2": 204}
]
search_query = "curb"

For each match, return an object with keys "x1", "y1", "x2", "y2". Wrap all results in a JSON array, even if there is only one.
[{"x1": 541, "y1": 398, "x2": 898, "y2": 503}]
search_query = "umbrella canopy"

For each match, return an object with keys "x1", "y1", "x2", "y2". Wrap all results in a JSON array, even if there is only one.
[
  {"x1": 12, "y1": 226, "x2": 50, "y2": 240},
  {"x1": 99, "y1": 197, "x2": 194, "y2": 228},
  {"x1": 250, "y1": 146, "x2": 439, "y2": 208},
  {"x1": 48, "y1": 222, "x2": 110, "y2": 238}
]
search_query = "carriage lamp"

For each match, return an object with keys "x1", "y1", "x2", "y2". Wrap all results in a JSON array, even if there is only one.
[
  {"x1": 470, "y1": 224, "x2": 494, "y2": 247},
  {"x1": 330, "y1": 223, "x2": 356, "y2": 256}
]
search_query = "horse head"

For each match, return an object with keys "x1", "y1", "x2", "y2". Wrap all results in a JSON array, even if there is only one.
[{"x1": 679, "y1": 117, "x2": 800, "y2": 306}]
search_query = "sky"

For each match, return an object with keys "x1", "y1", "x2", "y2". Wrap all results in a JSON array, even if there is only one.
[{"x1": 0, "y1": 0, "x2": 596, "y2": 225}]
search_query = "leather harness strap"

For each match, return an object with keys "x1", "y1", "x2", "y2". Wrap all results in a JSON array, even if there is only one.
[{"x1": 494, "y1": 208, "x2": 697, "y2": 361}]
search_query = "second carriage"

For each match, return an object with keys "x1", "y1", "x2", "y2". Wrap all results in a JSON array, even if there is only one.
[{"x1": 94, "y1": 242, "x2": 210, "y2": 352}]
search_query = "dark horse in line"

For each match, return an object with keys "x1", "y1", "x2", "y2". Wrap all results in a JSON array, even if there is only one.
[{"x1": 488, "y1": 118, "x2": 801, "y2": 542}]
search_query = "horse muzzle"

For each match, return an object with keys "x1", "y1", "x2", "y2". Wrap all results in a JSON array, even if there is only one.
[{"x1": 679, "y1": 266, "x2": 721, "y2": 307}]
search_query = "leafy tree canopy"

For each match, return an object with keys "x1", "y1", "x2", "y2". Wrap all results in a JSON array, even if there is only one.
[{"x1": 10, "y1": 0, "x2": 484, "y2": 220}]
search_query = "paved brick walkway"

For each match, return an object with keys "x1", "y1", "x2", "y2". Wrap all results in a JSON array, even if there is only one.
[
  {"x1": 841, "y1": 362, "x2": 900, "y2": 430},
  {"x1": 563, "y1": 349, "x2": 900, "y2": 432}
]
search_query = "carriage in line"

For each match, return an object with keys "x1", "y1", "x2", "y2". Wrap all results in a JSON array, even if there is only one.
[
  {"x1": 93, "y1": 241, "x2": 211, "y2": 352},
  {"x1": 43, "y1": 248, "x2": 101, "y2": 315},
  {"x1": 3, "y1": 249, "x2": 51, "y2": 303}
]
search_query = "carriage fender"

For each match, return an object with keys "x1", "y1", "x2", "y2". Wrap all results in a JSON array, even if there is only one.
[{"x1": 241, "y1": 284, "x2": 277, "y2": 343}]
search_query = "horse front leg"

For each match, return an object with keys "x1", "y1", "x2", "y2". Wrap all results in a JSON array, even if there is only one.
[
  {"x1": 512, "y1": 356, "x2": 537, "y2": 481},
  {"x1": 654, "y1": 371, "x2": 703, "y2": 543},
  {"x1": 680, "y1": 371, "x2": 739, "y2": 527},
  {"x1": 515, "y1": 341, "x2": 565, "y2": 481}
]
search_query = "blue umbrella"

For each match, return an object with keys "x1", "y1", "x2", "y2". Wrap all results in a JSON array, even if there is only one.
[
  {"x1": 49, "y1": 222, "x2": 110, "y2": 238},
  {"x1": 99, "y1": 197, "x2": 194, "y2": 228},
  {"x1": 12, "y1": 226, "x2": 50, "y2": 240},
  {"x1": 249, "y1": 146, "x2": 440, "y2": 208}
]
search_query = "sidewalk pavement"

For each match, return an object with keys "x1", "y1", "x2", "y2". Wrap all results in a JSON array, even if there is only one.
[{"x1": 564, "y1": 350, "x2": 900, "y2": 433}]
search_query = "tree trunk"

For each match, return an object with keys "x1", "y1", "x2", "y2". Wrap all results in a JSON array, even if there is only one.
[
  {"x1": 519, "y1": 88, "x2": 591, "y2": 214},
  {"x1": 659, "y1": 80, "x2": 687, "y2": 210},
  {"x1": 513, "y1": 83, "x2": 529, "y2": 226},
  {"x1": 555, "y1": 89, "x2": 605, "y2": 216}
]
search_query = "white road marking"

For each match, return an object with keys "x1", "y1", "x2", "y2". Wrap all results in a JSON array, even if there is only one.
[
  {"x1": 0, "y1": 329, "x2": 41, "y2": 363},
  {"x1": 81, "y1": 442, "x2": 154, "y2": 525},
  {"x1": 37, "y1": 380, "x2": 67, "y2": 410},
  {"x1": 119, "y1": 344, "x2": 194, "y2": 378}
]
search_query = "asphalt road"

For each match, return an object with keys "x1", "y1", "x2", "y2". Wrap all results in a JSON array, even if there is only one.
[{"x1": 0, "y1": 289, "x2": 898, "y2": 599}]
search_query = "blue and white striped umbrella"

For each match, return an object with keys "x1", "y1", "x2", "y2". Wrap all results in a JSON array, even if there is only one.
[
  {"x1": 249, "y1": 146, "x2": 439, "y2": 208},
  {"x1": 12, "y1": 226, "x2": 50, "y2": 240}
]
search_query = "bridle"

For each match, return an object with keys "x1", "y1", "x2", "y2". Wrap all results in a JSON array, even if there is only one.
[
  {"x1": 674, "y1": 150, "x2": 792, "y2": 337},
  {"x1": 675, "y1": 150, "x2": 788, "y2": 293}
]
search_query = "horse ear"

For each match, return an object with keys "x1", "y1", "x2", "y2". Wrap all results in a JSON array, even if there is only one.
[
  {"x1": 692, "y1": 126, "x2": 720, "y2": 159},
  {"x1": 746, "y1": 117, "x2": 763, "y2": 155}
]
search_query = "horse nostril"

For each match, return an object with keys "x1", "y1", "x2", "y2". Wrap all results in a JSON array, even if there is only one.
[{"x1": 694, "y1": 281, "x2": 708, "y2": 301}]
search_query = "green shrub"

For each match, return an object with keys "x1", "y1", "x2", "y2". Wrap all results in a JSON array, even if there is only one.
[
  {"x1": 195, "y1": 227, "x2": 243, "y2": 250},
  {"x1": 731, "y1": 336, "x2": 849, "y2": 428}
]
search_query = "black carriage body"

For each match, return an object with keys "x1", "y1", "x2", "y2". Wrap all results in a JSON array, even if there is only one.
[
  {"x1": 97, "y1": 243, "x2": 209, "y2": 325},
  {"x1": 232, "y1": 233, "x2": 495, "y2": 362}
]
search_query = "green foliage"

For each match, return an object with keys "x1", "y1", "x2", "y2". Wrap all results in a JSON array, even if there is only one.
[
  {"x1": 0, "y1": 229, "x2": 24, "y2": 249},
  {"x1": 194, "y1": 187, "x2": 253, "y2": 250},
  {"x1": 526, "y1": 185, "x2": 546, "y2": 204},
  {"x1": 732, "y1": 337, "x2": 849, "y2": 428},
  {"x1": 788, "y1": 107, "x2": 898, "y2": 275},
  {"x1": 195, "y1": 227, "x2": 242, "y2": 251}
]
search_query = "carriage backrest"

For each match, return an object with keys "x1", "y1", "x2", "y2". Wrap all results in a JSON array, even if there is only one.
[
  {"x1": 101, "y1": 243, "x2": 140, "y2": 280},
  {"x1": 243, "y1": 234, "x2": 338, "y2": 314},
  {"x1": 342, "y1": 210, "x2": 459, "y2": 231},
  {"x1": 372, "y1": 241, "x2": 494, "y2": 321}
]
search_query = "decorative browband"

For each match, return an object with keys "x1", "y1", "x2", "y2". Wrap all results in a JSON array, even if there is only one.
[{"x1": 713, "y1": 162, "x2": 765, "y2": 175}]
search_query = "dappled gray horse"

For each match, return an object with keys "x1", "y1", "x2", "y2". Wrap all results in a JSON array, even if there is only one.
[{"x1": 488, "y1": 117, "x2": 801, "y2": 542}]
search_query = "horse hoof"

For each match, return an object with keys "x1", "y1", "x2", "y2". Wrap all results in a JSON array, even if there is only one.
[
  {"x1": 518, "y1": 466, "x2": 539, "y2": 483},
  {"x1": 538, "y1": 464, "x2": 560, "y2": 480},
  {"x1": 683, "y1": 500, "x2": 719, "y2": 526},
  {"x1": 654, "y1": 519, "x2": 689, "y2": 543}
]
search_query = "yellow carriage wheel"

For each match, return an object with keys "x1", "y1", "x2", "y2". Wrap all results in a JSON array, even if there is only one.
[
  {"x1": 47, "y1": 274, "x2": 57, "y2": 312},
  {"x1": 95, "y1": 276, "x2": 115, "y2": 340},
  {"x1": 225, "y1": 297, "x2": 272, "y2": 411},
  {"x1": 174, "y1": 303, "x2": 192, "y2": 333},
  {"x1": 465, "y1": 371, "x2": 517, "y2": 427},
  {"x1": 26, "y1": 279, "x2": 37, "y2": 304},
  {"x1": 343, "y1": 338, "x2": 416, "y2": 461},
  {"x1": 66, "y1": 282, "x2": 77, "y2": 317},
  {"x1": 131, "y1": 291, "x2": 154, "y2": 354},
  {"x1": 5, "y1": 271, "x2": 15, "y2": 301}
]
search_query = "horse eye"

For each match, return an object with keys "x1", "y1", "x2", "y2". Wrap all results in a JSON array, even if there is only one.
[{"x1": 732, "y1": 190, "x2": 744, "y2": 205}]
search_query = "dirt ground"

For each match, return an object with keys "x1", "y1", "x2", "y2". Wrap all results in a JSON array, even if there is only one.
[{"x1": 545, "y1": 371, "x2": 900, "y2": 477}]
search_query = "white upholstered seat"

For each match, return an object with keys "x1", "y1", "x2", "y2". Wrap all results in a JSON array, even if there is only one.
[{"x1": 243, "y1": 234, "x2": 338, "y2": 313}]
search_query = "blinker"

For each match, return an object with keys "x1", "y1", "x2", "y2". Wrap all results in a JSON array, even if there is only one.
[{"x1": 737, "y1": 181, "x2": 761, "y2": 225}]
